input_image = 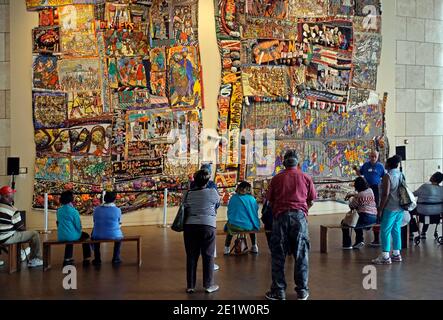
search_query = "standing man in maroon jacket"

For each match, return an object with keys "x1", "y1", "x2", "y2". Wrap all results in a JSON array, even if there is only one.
[{"x1": 265, "y1": 150, "x2": 317, "y2": 301}]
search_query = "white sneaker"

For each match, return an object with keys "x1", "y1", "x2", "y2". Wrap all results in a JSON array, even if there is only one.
[
  {"x1": 251, "y1": 244, "x2": 258, "y2": 254},
  {"x1": 27, "y1": 258, "x2": 43, "y2": 268},
  {"x1": 213, "y1": 264, "x2": 220, "y2": 271},
  {"x1": 21, "y1": 247, "x2": 31, "y2": 262},
  {"x1": 371, "y1": 255, "x2": 392, "y2": 265},
  {"x1": 205, "y1": 284, "x2": 219, "y2": 293},
  {"x1": 224, "y1": 246, "x2": 230, "y2": 255},
  {"x1": 352, "y1": 242, "x2": 365, "y2": 249},
  {"x1": 0, "y1": 260, "x2": 4, "y2": 266}
]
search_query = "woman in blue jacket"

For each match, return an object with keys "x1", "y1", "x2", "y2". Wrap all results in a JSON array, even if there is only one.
[
  {"x1": 92, "y1": 191, "x2": 123, "y2": 265},
  {"x1": 56, "y1": 191, "x2": 91, "y2": 267},
  {"x1": 224, "y1": 181, "x2": 260, "y2": 255}
]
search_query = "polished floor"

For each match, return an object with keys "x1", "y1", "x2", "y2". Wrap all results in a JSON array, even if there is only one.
[{"x1": 1, "y1": 214, "x2": 442, "y2": 300}]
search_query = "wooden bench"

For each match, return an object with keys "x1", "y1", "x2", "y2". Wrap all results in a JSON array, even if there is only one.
[
  {"x1": 0, "y1": 242, "x2": 29, "y2": 274},
  {"x1": 42, "y1": 236, "x2": 142, "y2": 271},
  {"x1": 320, "y1": 224, "x2": 409, "y2": 253}
]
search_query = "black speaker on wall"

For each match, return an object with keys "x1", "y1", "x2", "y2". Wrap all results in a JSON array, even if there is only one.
[
  {"x1": 7, "y1": 157, "x2": 20, "y2": 176},
  {"x1": 395, "y1": 146, "x2": 406, "y2": 161}
]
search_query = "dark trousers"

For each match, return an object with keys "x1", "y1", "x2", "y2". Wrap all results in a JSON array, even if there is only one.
[
  {"x1": 265, "y1": 232, "x2": 272, "y2": 250},
  {"x1": 342, "y1": 213, "x2": 377, "y2": 247},
  {"x1": 64, "y1": 232, "x2": 91, "y2": 261},
  {"x1": 225, "y1": 233, "x2": 256, "y2": 247},
  {"x1": 409, "y1": 212, "x2": 440, "y2": 235},
  {"x1": 369, "y1": 185, "x2": 380, "y2": 242},
  {"x1": 369, "y1": 185, "x2": 380, "y2": 206},
  {"x1": 342, "y1": 228, "x2": 364, "y2": 247},
  {"x1": 93, "y1": 241, "x2": 122, "y2": 262},
  {"x1": 183, "y1": 224, "x2": 216, "y2": 289},
  {"x1": 270, "y1": 210, "x2": 309, "y2": 296}
]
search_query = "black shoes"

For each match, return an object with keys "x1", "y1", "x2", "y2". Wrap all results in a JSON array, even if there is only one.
[
  {"x1": 297, "y1": 292, "x2": 309, "y2": 300},
  {"x1": 92, "y1": 259, "x2": 102, "y2": 266},
  {"x1": 265, "y1": 291, "x2": 286, "y2": 300},
  {"x1": 62, "y1": 259, "x2": 75, "y2": 267}
]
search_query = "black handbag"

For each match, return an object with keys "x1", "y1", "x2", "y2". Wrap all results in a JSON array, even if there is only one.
[
  {"x1": 260, "y1": 200, "x2": 273, "y2": 231},
  {"x1": 171, "y1": 191, "x2": 190, "y2": 232}
]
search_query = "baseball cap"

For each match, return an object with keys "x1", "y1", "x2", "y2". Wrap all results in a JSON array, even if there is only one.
[{"x1": 0, "y1": 186, "x2": 16, "y2": 195}]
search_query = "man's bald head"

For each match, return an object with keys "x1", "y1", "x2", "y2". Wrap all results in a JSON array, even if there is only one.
[{"x1": 369, "y1": 150, "x2": 379, "y2": 164}]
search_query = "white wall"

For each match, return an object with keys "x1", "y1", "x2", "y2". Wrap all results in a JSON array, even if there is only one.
[
  {"x1": 394, "y1": 0, "x2": 443, "y2": 191},
  {"x1": 0, "y1": 0, "x2": 11, "y2": 188},
  {"x1": 9, "y1": 0, "x2": 400, "y2": 230}
]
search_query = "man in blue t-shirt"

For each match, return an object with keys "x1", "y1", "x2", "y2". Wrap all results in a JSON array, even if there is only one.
[
  {"x1": 353, "y1": 150, "x2": 385, "y2": 204},
  {"x1": 353, "y1": 150, "x2": 385, "y2": 246}
]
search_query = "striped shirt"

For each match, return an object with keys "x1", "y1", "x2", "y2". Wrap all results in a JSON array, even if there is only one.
[
  {"x1": 0, "y1": 202, "x2": 22, "y2": 244},
  {"x1": 349, "y1": 188, "x2": 377, "y2": 215},
  {"x1": 184, "y1": 188, "x2": 220, "y2": 228}
]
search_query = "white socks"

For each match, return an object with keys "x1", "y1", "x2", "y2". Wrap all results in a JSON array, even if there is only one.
[{"x1": 382, "y1": 250, "x2": 400, "y2": 258}]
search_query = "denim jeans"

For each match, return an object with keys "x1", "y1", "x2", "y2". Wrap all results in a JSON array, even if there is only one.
[
  {"x1": 270, "y1": 210, "x2": 310, "y2": 297},
  {"x1": 342, "y1": 213, "x2": 377, "y2": 247}
]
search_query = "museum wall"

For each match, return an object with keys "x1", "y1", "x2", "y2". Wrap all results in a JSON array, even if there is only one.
[
  {"x1": 9, "y1": 0, "x2": 397, "y2": 230},
  {"x1": 393, "y1": 0, "x2": 443, "y2": 192},
  {"x1": 0, "y1": 0, "x2": 10, "y2": 188}
]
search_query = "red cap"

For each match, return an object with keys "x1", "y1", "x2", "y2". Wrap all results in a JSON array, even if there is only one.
[{"x1": 0, "y1": 186, "x2": 16, "y2": 195}]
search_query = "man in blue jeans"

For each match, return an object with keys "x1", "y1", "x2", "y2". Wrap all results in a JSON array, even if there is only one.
[{"x1": 265, "y1": 150, "x2": 317, "y2": 300}]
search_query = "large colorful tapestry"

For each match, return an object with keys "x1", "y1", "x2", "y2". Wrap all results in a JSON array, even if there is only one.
[
  {"x1": 28, "y1": 0, "x2": 203, "y2": 214},
  {"x1": 214, "y1": 0, "x2": 386, "y2": 201}
]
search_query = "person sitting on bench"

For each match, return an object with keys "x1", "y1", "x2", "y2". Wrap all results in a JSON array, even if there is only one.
[
  {"x1": 224, "y1": 181, "x2": 260, "y2": 255},
  {"x1": 0, "y1": 186, "x2": 43, "y2": 268},
  {"x1": 91, "y1": 191, "x2": 123, "y2": 266},
  {"x1": 410, "y1": 172, "x2": 443, "y2": 239},
  {"x1": 56, "y1": 191, "x2": 91, "y2": 267},
  {"x1": 342, "y1": 177, "x2": 377, "y2": 250}
]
